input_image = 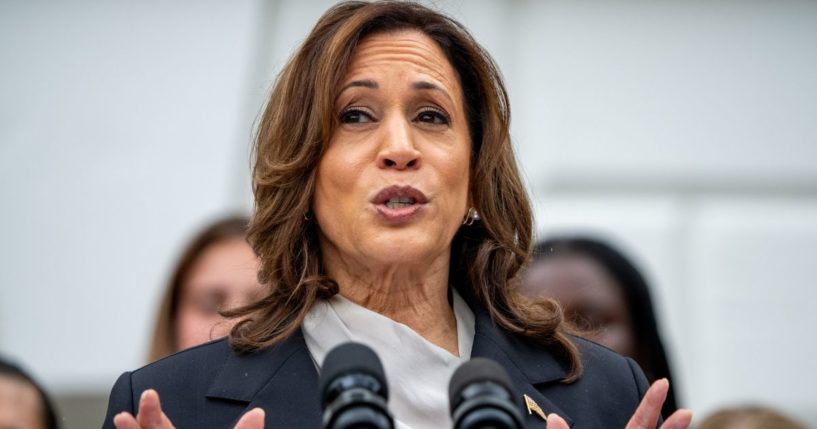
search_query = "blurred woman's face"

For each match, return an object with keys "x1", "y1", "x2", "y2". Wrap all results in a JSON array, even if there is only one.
[
  {"x1": 521, "y1": 255, "x2": 635, "y2": 357},
  {"x1": 0, "y1": 374, "x2": 45, "y2": 429},
  {"x1": 314, "y1": 30, "x2": 471, "y2": 270},
  {"x1": 175, "y1": 238, "x2": 261, "y2": 351}
]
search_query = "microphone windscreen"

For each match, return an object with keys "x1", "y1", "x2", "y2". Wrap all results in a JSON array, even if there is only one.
[
  {"x1": 319, "y1": 342, "x2": 388, "y2": 403},
  {"x1": 448, "y1": 358, "x2": 516, "y2": 412}
]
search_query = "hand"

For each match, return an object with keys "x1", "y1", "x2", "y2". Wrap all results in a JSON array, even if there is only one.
[
  {"x1": 545, "y1": 379, "x2": 693, "y2": 429},
  {"x1": 113, "y1": 389, "x2": 265, "y2": 429}
]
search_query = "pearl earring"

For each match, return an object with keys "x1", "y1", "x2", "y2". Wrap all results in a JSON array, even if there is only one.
[{"x1": 462, "y1": 207, "x2": 479, "y2": 226}]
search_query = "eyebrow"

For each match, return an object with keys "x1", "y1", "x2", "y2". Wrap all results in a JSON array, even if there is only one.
[
  {"x1": 339, "y1": 79, "x2": 378, "y2": 93},
  {"x1": 412, "y1": 80, "x2": 453, "y2": 103},
  {"x1": 338, "y1": 79, "x2": 454, "y2": 103}
]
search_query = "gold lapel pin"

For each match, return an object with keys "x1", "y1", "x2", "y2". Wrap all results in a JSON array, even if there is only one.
[{"x1": 523, "y1": 393, "x2": 547, "y2": 421}]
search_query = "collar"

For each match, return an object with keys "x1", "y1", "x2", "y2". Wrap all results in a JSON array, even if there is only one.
[
  {"x1": 205, "y1": 287, "x2": 574, "y2": 428},
  {"x1": 205, "y1": 331, "x2": 322, "y2": 428},
  {"x1": 457, "y1": 284, "x2": 575, "y2": 427}
]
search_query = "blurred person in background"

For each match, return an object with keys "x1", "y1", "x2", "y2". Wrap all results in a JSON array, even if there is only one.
[
  {"x1": 696, "y1": 405, "x2": 806, "y2": 429},
  {"x1": 0, "y1": 356, "x2": 59, "y2": 429},
  {"x1": 147, "y1": 215, "x2": 262, "y2": 362},
  {"x1": 520, "y1": 235, "x2": 680, "y2": 417}
]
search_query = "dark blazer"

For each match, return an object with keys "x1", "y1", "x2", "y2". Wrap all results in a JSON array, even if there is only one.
[{"x1": 103, "y1": 290, "x2": 652, "y2": 428}]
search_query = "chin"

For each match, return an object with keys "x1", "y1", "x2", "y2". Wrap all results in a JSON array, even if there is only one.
[{"x1": 365, "y1": 234, "x2": 449, "y2": 266}]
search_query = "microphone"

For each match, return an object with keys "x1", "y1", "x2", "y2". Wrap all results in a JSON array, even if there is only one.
[
  {"x1": 448, "y1": 358, "x2": 524, "y2": 429},
  {"x1": 319, "y1": 342, "x2": 394, "y2": 429}
]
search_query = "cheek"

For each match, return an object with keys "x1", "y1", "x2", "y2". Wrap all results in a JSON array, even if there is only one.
[
  {"x1": 315, "y1": 149, "x2": 369, "y2": 221},
  {"x1": 595, "y1": 324, "x2": 636, "y2": 357},
  {"x1": 433, "y1": 145, "x2": 471, "y2": 209},
  {"x1": 175, "y1": 308, "x2": 220, "y2": 350},
  {"x1": 317, "y1": 140, "x2": 372, "y2": 186}
]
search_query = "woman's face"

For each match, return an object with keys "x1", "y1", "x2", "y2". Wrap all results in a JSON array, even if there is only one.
[
  {"x1": 0, "y1": 374, "x2": 45, "y2": 429},
  {"x1": 175, "y1": 238, "x2": 262, "y2": 351},
  {"x1": 521, "y1": 254, "x2": 636, "y2": 357},
  {"x1": 314, "y1": 30, "x2": 471, "y2": 270}
]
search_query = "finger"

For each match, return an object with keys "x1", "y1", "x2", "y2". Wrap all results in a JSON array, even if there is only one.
[
  {"x1": 234, "y1": 408, "x2": 265, "y2": 429},
  {"x1": 136, "y1": 390, "x2": 162, "y2": 428},
  {"x1": 660, "y1": 409, "x2": 693, "y2": 429},
  {"x1": 113, "y1": 412, "x2": 139, "y2": 429},
  {"x1": 136, "y1": 389, "x2": 175, "y2": 429},
  {"x1": 546, "y1": 413, "x2": 570, "y2": 429},
  {"x1": 626, "y1": 378, "x2": 669, "y2": 429}
]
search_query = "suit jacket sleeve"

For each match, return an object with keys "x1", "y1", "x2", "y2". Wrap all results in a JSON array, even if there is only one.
[
  {"x1": 626, "y1": 356, "x2": 664, "y2": 427},
  {"x1": 101, "y1": 371, "x2": 135, "y2": 429}
]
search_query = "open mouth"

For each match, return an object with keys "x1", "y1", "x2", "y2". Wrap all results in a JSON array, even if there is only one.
[
  {"x1": 371, "y1": 185, "x2": 428, "y2": 222},
  {"x1": 384, "y1": 197, "x2": 416, "y2": 209},
  {"x1": 372, "y1": 185, "x2": 428, "y2": 207}
]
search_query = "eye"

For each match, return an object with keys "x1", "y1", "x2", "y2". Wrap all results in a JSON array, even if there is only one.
[
  {"x1": 415, "y1": 107, "x2": 450, "y2": 125},
  {"x1": 194, "y1": 289, "x2": 227, "y2": 314},
  {"x1": 339, "y1": 107, "x2": 375, "y2": 124}
]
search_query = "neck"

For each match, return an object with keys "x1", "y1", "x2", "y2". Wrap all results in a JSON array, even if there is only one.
[{"x1": 323, "y1": 253, "x2": 460, "y2": 356}]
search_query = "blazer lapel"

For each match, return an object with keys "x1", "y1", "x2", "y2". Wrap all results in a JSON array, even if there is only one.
[
  {"x1": 203, "y1": 290, "x2": 575, "y2": 428},
  {"x1": 206, "y1": 331, "x2": 322, "y2": 428},
  {"x1": 462, "y1": 288, "x2": 575, "y2": 428}
]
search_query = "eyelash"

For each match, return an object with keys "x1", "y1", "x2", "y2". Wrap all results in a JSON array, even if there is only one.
[
  {"x1": 339, "y1": 106, "x2": 375, "y2": 124},
  {"x1": 338, "y1": 106, "x2": 450, "y2": 126},
  {"x1": 415, "y1": 107, "x2": 450, "y2": 125}
]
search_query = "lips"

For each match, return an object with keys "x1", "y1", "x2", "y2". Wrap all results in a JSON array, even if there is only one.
[
  {"x1": 371, "y1": 185, "x2": 428, "y2": 223},
  {"x1": 372, "y1": 185, "x2": 428, "y2": 205}
]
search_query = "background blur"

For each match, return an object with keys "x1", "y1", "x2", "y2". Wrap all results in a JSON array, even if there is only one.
[{"x1": 1, "y1": 1, "x2": 815, "y2": 427}]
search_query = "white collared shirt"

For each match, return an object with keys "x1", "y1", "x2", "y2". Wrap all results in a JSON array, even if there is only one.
[{"x1": 302, "y1": 289, "x2": 476, "y2": 429}]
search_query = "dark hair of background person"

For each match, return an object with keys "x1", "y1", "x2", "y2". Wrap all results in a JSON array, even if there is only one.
[
  {"x1": 225, "y1": 0, "x2": 582, "y2": 381},
  {"x1": 0, "y1": 356, "x2": 59, "y2": 429},
  {"x1": 531, "y1": 236, "x2": 679, "y2": 415},
  {"x1": 696, "y1": 405, "x2": 807, "y2": 429},
  {"x1": 147, "y1": 215, "x2": 250, "y2": 362}
]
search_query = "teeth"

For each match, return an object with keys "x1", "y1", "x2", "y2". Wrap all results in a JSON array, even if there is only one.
[
  {"x1": 385, "y1": 197, "x2": 415, "y2": 209},
  {"x1": 388, "y1": 197, "x2": 415, "y2": 204}
]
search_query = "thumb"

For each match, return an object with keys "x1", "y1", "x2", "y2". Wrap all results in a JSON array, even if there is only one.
[{"x1": 234, "y1": 408, "x2": 265, "y2": 429}]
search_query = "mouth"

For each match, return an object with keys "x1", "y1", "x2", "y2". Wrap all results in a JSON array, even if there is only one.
[
  {"x1": 372, "y1": 185, "x2": 428, "y2": 205},
  {"x1": 384, "y1": 198, "x2": 414, "y2": 209},
  {"x1": 371, "y1": 185, "x2": 428, "y2": 222}
]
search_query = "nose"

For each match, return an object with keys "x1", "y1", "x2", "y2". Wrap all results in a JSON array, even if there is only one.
[{"x1": 376, "y1": 115, "x2": 421, "y2": 170}]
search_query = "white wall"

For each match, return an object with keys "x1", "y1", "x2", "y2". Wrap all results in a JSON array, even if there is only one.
[
  {"x1": 1, "y1": 0, "x2": 815, "y2": 426},
  {"x1": 504, "y1": 0, "x2": 817, "y2": 424},
  {"x1": 0, "y1": 0, "x2": 265, "y2": 390}
]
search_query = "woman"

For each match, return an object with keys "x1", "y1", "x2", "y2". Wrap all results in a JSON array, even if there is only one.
[
  {"x1": 520, "y1": 236, "x2": 680, "y2": 417},
  {"x1": 0, "y1": 356, "x2": 59, "y2": 429},
  {"x1": 104, "y1": 2, "x2": 692, "y2": 428},
  {"x1": 148, "y1": 215, "x2": 261, "y2": 362}
]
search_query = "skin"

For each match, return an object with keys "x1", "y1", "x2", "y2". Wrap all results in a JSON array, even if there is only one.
[
  {"x1": 520, "y1": 254, "x2": 636, "y2": 357},
  {"x1": 314, "y1": 30, "x2": 471, "y2": 355},
  {"x1": 0, "y1": 375, "x2": 45, "y2": 429},
  {"x1": 114, "y1": 30, "x2": 690, "y2": 429},
  {"x1": 548, "y1": 379, "x2": 693, "y2": 429},
  {"x1": 175, "y1": 238, "x2": 262, "y2": 350}
]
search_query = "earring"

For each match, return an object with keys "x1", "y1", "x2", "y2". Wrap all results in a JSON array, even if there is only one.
[
  {"x1": 303, "y1": 212, "x2": 311, "y2": 222},
  {"x1": 462, "y1": 207, "x2": 479, "y2": 226}
]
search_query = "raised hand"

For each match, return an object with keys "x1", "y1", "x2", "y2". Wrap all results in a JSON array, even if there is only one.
[
  {"x1": 545, "y1": 379, "x2": 693, "y2": 429},
  {"x1": 627, "y1": 379, "x2": 692, "y2": 429},
  {"x1": 234, "y1": 408, "x2": 265, "y2": 429},
  {"x1": 112, "y1": 390, "x2": 174, "y2": 429},
  {"x1": 112, "y1": 389, "x2": 265, "y2": 429}
]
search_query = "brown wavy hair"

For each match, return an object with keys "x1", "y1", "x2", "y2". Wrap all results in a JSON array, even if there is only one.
[
  {"x1": 697, "y1": 406, "x2": 806, "y2": 429},
  {"x1": 228, "y1": 0, "x2": 581, "y2": 382}
]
